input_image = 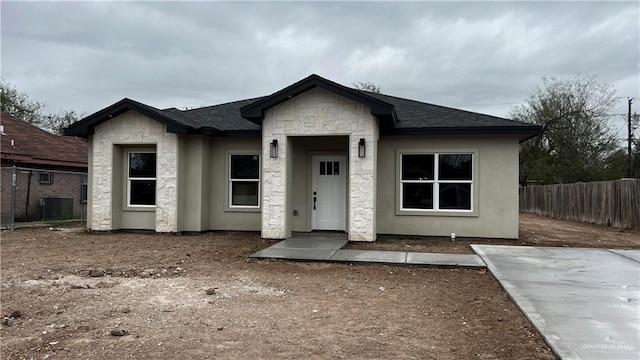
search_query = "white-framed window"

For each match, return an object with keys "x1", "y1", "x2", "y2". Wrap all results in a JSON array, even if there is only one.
[
  {"x1": 229, "y1": 154, "x2": 260, "y2": 208},
  {"x1": 400, "y1": 153, "x2": 473, "y2": 211},
  {"x1": 127, "y1": 151, "x2": 156, "y2": 207}
]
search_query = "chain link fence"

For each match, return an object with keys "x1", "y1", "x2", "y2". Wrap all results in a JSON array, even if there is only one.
[{"x1": 1, "y1": 166, "x2": 87, "y2": 230}]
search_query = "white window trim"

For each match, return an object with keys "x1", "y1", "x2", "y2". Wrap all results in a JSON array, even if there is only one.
[
  {"x1": 397, "y1": 150, "x2": 477, "y2": 216},
  {"x1": 127, "y1": 150, "x2": 156, "y2": 208},
  {"x1": 228, "y1": 153, "x2": 261, "y2": 209}
]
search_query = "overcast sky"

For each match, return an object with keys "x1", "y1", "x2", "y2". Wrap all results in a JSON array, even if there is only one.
[{"x1": 1, "y1": 1, "x2": 638, "y2": 140}]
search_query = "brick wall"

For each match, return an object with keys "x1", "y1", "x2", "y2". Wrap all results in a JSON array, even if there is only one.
[{"x1": 1, "y1": 166, "x2": 87, "y2": 226}]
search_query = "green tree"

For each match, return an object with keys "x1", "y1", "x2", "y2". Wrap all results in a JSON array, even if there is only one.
[
  {"x1": 353, "y1": 81, "x2": 381, "y2": 93},
  {"x1": 631, "y1": 138, "x2": 640, "y2": 178},
  {"x1": 1, "y1": 79, "x2": 81, "y2": 135},
  {"x1": 601, "y1": 148, "x2": 629, "y2": 179},
  {"x1": 40, "y1": 110, "x2": 82, "y2": 135},
  {"x1": 512, "y1": 74, "x2": 619, "y2": 184},
  {"x1": 1, "y1": 79, "x2": 44, "y2": 125}
]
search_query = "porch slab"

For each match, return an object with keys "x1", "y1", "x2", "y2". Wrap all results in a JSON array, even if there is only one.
[
  {"x1": 268, "y1": 237, "x2": 348, "y2": 250},
  {"x1": 330, "y1": 249, "x2": 407, "y2": 264},
  {"x1": 250, "y1": 238, "x2": 487, "y2": 268},
  {"x1": 250, "y1": 248, "x2": 341, "y2": 261},
  {"x1": 250, "y1": 236, "x2": 348, "y2": 260},
  {"x1": 406, "y1": 252, "x2": 485, "y2": 268}
]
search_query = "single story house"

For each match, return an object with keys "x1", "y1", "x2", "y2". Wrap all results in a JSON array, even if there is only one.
[
  {"x1": 1, "y1": 112, "x2": 88, "y2": 225},
  {"x1": 65, "y1": 74, "x2": 540, "y2": 241}
]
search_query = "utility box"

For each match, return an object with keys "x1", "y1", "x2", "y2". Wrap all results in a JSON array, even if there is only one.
[{"x1": 41, "y1": 197, "x2": 73, "y2": 220}]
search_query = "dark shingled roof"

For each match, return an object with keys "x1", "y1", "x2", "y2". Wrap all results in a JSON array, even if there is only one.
[
  {"x1": 364, "y1": 92, "x2": 536, "y2": 136},
  {"x1": 177, "y1": 97, "x2": 263, "y2": 132},
  {"x1": 65, "y1": 74, "x2": 540, "y2": 141}
]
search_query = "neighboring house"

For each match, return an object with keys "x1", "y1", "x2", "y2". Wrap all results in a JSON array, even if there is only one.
[
  {"x1": 1, "y1": 112, "x2": 88, "y2": 225},
  {"x1": 65, "y1": 74, "x2": 540, "y2": 241}
]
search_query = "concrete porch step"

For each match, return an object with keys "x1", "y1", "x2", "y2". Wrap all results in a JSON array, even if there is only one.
[{"x1": 250, "y1": 238, "x2": 485, "y2": 268}]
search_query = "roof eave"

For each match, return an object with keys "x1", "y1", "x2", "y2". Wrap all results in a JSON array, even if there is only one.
[
  {"x1": 64, "y1": 99, "x2": 193, "y2": 138},
  {"x1": 384, "y1": 125, "x2": 542, "y2": 141},
  {"x1": 198, "y1": 127, "x2": 260, "y2": 137}
]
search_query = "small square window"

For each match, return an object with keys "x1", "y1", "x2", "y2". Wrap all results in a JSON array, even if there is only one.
[
  {"x1": 39, "y1": 171, "x2": 53, "y2": 185},
  {"x1": 402, "y1": 155, "x2": 434, "y2": 180},
  {"x1": 439, "y1": 154, "x2": 472, "y2": 180},
  {"x1": 402, "y1": 183, "x2": 433, "y2": 209},
  {"x1": 130, "y1": 180, "x2": 156, "y2": 206},
  {"x1": 231, "y1": 155, "x2": 259, "y2": 179},
  {"x1": 231, "y1": 181, "x2": 259, "y2": 206}
]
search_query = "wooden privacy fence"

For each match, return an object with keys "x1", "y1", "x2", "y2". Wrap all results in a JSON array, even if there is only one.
[{"x1": 519, "y1": 178, "x2": 640, "y2": 230}]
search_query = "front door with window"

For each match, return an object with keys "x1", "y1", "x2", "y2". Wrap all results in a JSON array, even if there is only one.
[{"x1": 312, "y1": 155, "x2": 346, "y2": 230}]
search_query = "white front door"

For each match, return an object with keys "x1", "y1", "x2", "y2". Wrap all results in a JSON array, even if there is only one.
[{"x1": 312, "y1": 155, "x2": 346, "y2": 231}]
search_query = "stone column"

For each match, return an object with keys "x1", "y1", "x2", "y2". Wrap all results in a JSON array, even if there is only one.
[
  {"x1": 155, "y1": 135, "x2": 179, "y2": 232},
  {"x1": 348, "y1": 131, "x2": 377, "y2": 241},
  {"x1": 261, "y1": 134, "x2": 288, "y2": 239},
  {"x1": 90, "y1": 129, "x2": 114, "y2": 231}
]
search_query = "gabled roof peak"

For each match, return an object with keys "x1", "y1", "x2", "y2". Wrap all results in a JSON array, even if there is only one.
[
  {"x1": 239, "y1": 74, "x2": 398, "y2": 126},
  {"x1": 65, "y1": 98, "x2": 193, "y2": 138}
]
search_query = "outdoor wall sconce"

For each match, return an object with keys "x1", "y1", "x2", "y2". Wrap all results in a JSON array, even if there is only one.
[
  {"x1": 270, "y1": 139, "x2": 278, "y2": 158},
  {"x1": 358, "y1": 138, "x2": 366, "y2": 158}
]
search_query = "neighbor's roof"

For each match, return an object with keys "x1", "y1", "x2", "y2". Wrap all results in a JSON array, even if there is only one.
[
  {"x1": 65, "y1": 74, "x2": 541, "y2": 141},
  {"x1": 1, "y1": 112, "x2": 88, "y2": 168}
]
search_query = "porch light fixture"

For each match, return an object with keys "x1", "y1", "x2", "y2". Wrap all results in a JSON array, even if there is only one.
[
  {"x1": 358, "y1": 138, "x2": 366, "y2": 158},
  {"x1": 270, "y1": 139, "x2": 278, "y2": 158}
]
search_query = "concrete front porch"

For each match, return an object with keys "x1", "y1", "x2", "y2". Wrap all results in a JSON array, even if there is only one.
[{"x1": 250, "y1": 233, "x2": 485, "y2": 267}]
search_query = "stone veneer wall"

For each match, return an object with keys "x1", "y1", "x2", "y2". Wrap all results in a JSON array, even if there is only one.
[
  {"x1": 90, "y1": 111, "x2": 178, "y2": 232},
  {"x1": 262, "y1": 87, "x2": 377, "y2": 241},
  {"x1": 349, "y1": 116, "x2": 378, "y2": 241}
]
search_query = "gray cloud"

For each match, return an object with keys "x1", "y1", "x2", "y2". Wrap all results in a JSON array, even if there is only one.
[{"x1": 1, "y1": 0, "x2": 638, "y2": 135}]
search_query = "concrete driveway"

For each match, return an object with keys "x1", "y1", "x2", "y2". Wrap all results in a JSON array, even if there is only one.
[{"x1": 472, "y1": 245, "x2": 640, "y2": 360}]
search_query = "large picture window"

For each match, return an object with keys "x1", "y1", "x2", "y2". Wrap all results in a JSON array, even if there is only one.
[
  {"x1": 401, "y1": 153, "x2": 473, "y2": 211},
  {"x1": 128, "y1": 152, "x2": 156, "y2": 206},
  {"x1": 229, "y1": 154, "x2": 260, "y2": 208}
]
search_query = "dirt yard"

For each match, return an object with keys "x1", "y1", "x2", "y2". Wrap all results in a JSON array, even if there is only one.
[{"x1": 1, "y1": 214, "x2": 637, "y2": 360}]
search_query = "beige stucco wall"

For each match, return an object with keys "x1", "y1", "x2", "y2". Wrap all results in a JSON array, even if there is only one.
[
  {"x1": 261, "y1": 87, "x2": 378, "y2": 241},
  {"x1": 90, "y1": 111, "x2": 178, "y2": 231},
  {"x1": 177, "y1": 135, "x2": 211, "y2": 232},
  {"x1": 376, "y1": 135, "x2": 520, "y2": 239},
  {"x1": 206, "y1": 137, "x2": 262, "y2": 231}
]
